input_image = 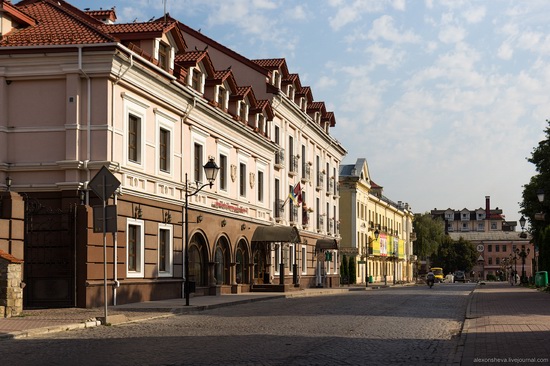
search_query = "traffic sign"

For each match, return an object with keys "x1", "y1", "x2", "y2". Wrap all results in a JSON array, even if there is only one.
[{"x1": 88, "y1": 166, "x2": 120, "y2": 201}]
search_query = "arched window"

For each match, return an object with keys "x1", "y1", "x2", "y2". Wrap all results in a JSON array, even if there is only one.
[
  {"x1": 189, "y1": 245, "x2": 203, "y2": 286},
  {"x1": 215, "y1": 247, "x2": 225, "y2": 285}
]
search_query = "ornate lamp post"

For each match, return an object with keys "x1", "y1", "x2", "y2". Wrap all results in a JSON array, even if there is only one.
[
  {"x1": 364, "y1": 229, "x2": 379, "y2": 287},
  {"x1": 516, "y1": 246, "x2": 531, "y2": 284},
  {"x1": 183, "y1": 157, "x2": 219, "y2": 306}
]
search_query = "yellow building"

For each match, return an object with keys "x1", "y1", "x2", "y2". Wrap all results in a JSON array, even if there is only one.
[{"x1": 339, "y1": 159, "x2": 415, "y2": 284}]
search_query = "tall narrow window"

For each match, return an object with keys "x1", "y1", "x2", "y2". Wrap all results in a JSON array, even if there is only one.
[
  {"x1": 128, "y1": 225, "x2": 137, "y2": 272},
  {"x1": 159, "y1": 228, "x2": 170, "y2": 272},
  {"x1": 158, "y1": 42, "x2": 171, "y2": 71},
  {"x1": 258, "y1": 170, "x2": 264, "y2": 202},
  {"x1": 219, "y1": 154, "x2": 227, "y2": 191},
  {"x1": 127, "y1": 220, "x2": 144, "y2": 278},
  {"x1": 239, "y1": 163, "x2": 247, "y2": 197},
  {"x1": 159, "y1": 128, "x2": 170, "y2": 172},
  {"x1": 288, "y1": 136, "x2": 294, "y2": 171},
  {"x1": 194, "y1": 143, "x2": 203, "y2": 182},
  {"x1": 191, "y1": 69, "x2": 202, "y2": 92},
  {"x1": 128, "y1": 114, "x2": 140, "y2": 163},
  {"x1": 301, "y1": 246, "x2": 307, "y2": 274}
]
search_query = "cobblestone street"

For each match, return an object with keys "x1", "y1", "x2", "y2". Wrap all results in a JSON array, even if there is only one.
[{"x1": 0, "y1": 284, "x2": 472, "y2": 365}]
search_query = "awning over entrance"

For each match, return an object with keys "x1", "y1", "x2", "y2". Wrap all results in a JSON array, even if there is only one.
[
  {"x1": 251, "y1": 225, "x2": 301, "y2": 243},
  {"x1": 315, "y1": 238, "x2": 339, "y2": 251}
]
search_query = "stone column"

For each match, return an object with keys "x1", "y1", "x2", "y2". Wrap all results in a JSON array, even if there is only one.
[{"x1": 0, "y1": 250, "x2": 24, "y2": 318}]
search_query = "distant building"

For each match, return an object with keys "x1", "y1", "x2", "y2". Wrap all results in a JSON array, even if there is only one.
[
  {"x1": 339, "y1": 158, "x2": 415, "y2": 284},
  {"x1": 432, "y1": 197, "x2": 534, "y2": 282}
]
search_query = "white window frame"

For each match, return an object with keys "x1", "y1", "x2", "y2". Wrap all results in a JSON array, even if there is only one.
[
  {"x1": 123, "y1": 94, "x2": 148, "y2": 169},
  {"x1": 217, "y1": 140, "x2": 231, "y2": 194},
  {"x1": 126, "y1": 218, "x2": 145, "y2": 278},
  {"x1": 238, "y1": 151, "x2": 250, "y2": 199},
  {"x1": 155, "y1": 110, "x2": 176, "y2": 177},
  {"x1": 191, "y1": 127, "x2": 209, "y2": 183},
  {"x1": 158, "y1": 223, "x2": 174, "y2": 277},
  {"x1": 257, "y1": 160, "x2": 267, "y2": 204}
]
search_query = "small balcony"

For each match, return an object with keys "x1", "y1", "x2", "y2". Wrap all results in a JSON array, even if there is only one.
[{"x1": 274, "y1": 149, "x2": 285, "y2": 169}]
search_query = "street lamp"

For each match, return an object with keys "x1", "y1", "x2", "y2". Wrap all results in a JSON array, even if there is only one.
[
  {"x1": 5, "y1": 176, "x2": 12, "y2": 192},
  {"x1": 364, "y1": 229, "x2": 379, "y2": 287},
  {"x1": 183, "y1": 157, "x2": 219, "y2": 306},
  {"x1": 516, "y1": 246, "x2": 531, "y2": 284}
]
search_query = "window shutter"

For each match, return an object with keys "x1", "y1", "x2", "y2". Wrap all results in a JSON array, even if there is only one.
[{"x1": 154, "y1": 39, "x2": 160, "y2": 61}]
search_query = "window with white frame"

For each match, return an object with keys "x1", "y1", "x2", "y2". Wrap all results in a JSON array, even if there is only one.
[
  {"x1": 257, "y1": 113, "x2": 265, "y2": 133},
  {"x1": 155, "y1": 39, "x2": 174, "y2": 72},
  {"x1": 194, "y1": 143, "x2": 204, "y2": 183},
  {"x1": 239, "y1": 162, "x2": 247, "y2": 197},
  {"x1": 257, "y1": 169, "x2": 264, "y2": 203},
  {"x1": 190, "y1": 67, "x2": 204, "y2": 93},
  {"x1": 158, "y1": 224, "x2": 173, "y2": 277},
  {"x1": 127, "y1": 219, "x2": 145, "y2": 278},
  {"x1": 123, "y1": 94, "x2": 148, "y2": 168},
  {"x1": 238, "y1": 100, "x2": 249, "y2": 122},
  {"x1": 216, "y1": 85, "x2": 228, "y2": 109},
  {"x1": 217, "y1": 141, "x2": 230, "y2": 193},
  {"x1": 159, "y1": 127, "x2": 170, "y2": 172}
]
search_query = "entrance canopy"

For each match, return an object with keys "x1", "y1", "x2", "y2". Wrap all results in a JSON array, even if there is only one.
[
  {"x1": 252, "y1": 225, "x2": 301, "y2": 243},
  {"x1": 315, "y1": 238, "x2": 339, "y2": 251}
]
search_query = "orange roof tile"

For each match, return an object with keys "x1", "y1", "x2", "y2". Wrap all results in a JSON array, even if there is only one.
[
  {"x1": 252, "y1": 58, "x2": 289, "y2": 76},
  {"x1": 1, "y1": 0, "x2": 116, "y2": 46}
]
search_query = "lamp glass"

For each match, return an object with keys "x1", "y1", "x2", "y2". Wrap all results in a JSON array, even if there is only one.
[
  {"x1": 374, "y1": 229, "x2": 380, "y2": 240},
  {"x1": 203, "y1": 158, "x2": 220, "y2": 183},
  {"x1": 537, "y1": 189, "x2": 545, "y2": 203},
  {"x1": 519, "y1": 215, "x2": 526, "y2": 229}
]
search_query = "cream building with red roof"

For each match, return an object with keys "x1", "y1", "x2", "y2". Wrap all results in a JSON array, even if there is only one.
[{"x1": 0, "y1": 0, "x2": 346, "y2": 307}]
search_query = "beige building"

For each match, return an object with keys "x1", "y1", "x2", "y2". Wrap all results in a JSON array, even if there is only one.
[
  {"x1": 339, "y1": 159, "x2": 414, "y2": 284},
  {"x1": 0, "y1": 1, "x2": 345, "y2": 308}
]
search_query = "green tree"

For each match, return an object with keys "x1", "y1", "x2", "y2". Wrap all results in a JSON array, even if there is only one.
[
  {"x1": 431, "y1": 236, "x2": 477, "y2": 274},
  {"x1": 413, "y1": 213, "x2": 445, "y2": 259},
  {"x1": 521, "y1": 119, "x2": 550, "y2": 273},
  {"x1": 349, "y1": 257, "x2": 356, "y2": 284},
  {"x1": 340, "y1": 254, "x2": 348, "y2": 284}
]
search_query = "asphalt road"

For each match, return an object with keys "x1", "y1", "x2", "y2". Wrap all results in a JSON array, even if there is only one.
[{"x1": 0, "y1": 283, "x2": 475, "y2": 366}]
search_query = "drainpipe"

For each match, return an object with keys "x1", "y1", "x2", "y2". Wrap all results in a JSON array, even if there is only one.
[{"x1": 78, "y1": 46, "x2": 91, "y2": 205}]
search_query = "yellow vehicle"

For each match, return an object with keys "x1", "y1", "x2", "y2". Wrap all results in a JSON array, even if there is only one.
[{"x1": 430, "y1": 267, "x2": 444, "y2": 283}]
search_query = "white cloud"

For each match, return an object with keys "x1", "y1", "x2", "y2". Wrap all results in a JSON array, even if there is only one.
[
  {"x1": 285, "y1": 5, "x2": 307, "y2": 20},
  {"x1": 462, "y1": 6, "x2": 486, "y2": 23},
  {"x1": 438, "y1": 24, "x2": 467, "y2": 43},
  {"x1": 368, "y1": 15, "x2": 421, "y2": 44},
  {"x1": 316, "y1": 76, "x2": 338, "y2": 90},
  {"x1": 365, "y1": 43, "x2": 406, "y2": 70},
  {"x1": 497, "y1": 42, "x2": 513, "y2": 60}
]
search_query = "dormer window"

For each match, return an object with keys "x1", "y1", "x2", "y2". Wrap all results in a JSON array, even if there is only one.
[
  {"x1": 257, "y1": 114, "x2": 266, "y2": 133},
  {"x1": 238, "y1": 101, "x2": 249, "y2": 122},
  {"x1": 299, "y1": 97, "x2": 306, "y2": 112},
  {"x1": 314, "y1": 112, "x2": 321, "y2": 124},
  {"x1": 272, "y1": 71, "x2": 281, "y2": 89},
  {"x1": 155, "y1": 39, "x2": 174, "y2": 72},
  {"x1": 216, "y1": 85, "x2": 228, "y2": 109},
  {"x1": 287, "y1": 85, "x2": 295, "y2": 100},
  {"x1": 190, "y1": 68, "x2": 204, "y2": 93}
]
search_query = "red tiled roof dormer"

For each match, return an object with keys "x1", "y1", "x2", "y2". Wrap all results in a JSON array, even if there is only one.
[
  {"x1": 252, "y1": 58, "x2": 289, "y2": 77},
  {"x1": 307, "y1": 101, "x2": 327, "y2": 115},
  {"x1": 207, "y1": 69, "x2": 238, "y2": 93},
  {"x1": 251, "y1": 99, "x2": 274, "y2": 120},
  {"x1": 174, "y1": 50, "x2": 215, "y2": 76},
  {"x1": 0, "y1": 0, "x2": 37, "y2": 27},
  {"x1": 1, "y1": 0, "x2": 116, "y2": 47},
  {"x1": 85, "y1": 9, "x2": 116, "y2": 23},
  {"x1": 282, "y1": 73, "x2": 301, "y2": 89},
  {"x1": 324, "y1": 111, "x2": 336, "y2": 127},
  {"x1": 232, "y1": 85, "x2": 258, "y2": 107},
  {"x1": 296, "y1": 86, "x2": 313, "y2": 103}
]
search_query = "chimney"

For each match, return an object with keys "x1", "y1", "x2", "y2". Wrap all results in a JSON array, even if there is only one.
[{"x1": 485, "y1": 196, "x2": 490, "y2": 219}]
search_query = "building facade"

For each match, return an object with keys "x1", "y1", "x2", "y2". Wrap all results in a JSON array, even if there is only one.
[
  {"x1": 0, "y1": 0, "x2": 345, "y2": 308},
  {"x1": 339, "y1": 159, "x2": 415, "y2": 285},
  {"x1": 432, "y1": 197, "x2": 534, "y2": 281}
]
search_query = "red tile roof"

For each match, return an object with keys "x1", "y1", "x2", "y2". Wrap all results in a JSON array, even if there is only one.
[
  {"x1": 252, "y1": 58, "x2": 289, "y2": 76},
  {"x1": 1, "y1": 0, "x2": 116, "y2": 46}
]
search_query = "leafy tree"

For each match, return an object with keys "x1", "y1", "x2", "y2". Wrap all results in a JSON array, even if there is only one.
[
  {"x1": 340, "y1": 255, "x2": 348, "y2": 284},
  {"x1": 431, "y1": 236, "x2": 477, "y2": 274},
  {"x1": 349, "y1": 257, "x2": 356, "y2": 284},
  {"x1": 412, "y1": 213, "x2": 445, "y2": 259},
  {"x1": 521, "y1": 119, "x2": 550, "y2": 272}
]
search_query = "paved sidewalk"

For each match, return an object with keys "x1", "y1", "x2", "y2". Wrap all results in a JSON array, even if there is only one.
[{"x1": 461, "y1": 282, "x2": 550, "y2": 366}]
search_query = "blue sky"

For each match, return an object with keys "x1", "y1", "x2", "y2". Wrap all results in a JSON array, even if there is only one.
[{"x1": 68, "y1": 0, "x2": 550, "y2": 223}]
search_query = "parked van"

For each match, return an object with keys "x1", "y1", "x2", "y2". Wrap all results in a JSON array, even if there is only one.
[{"x1": 430, "y1": 267, "x2": 444, "y2": 283}]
